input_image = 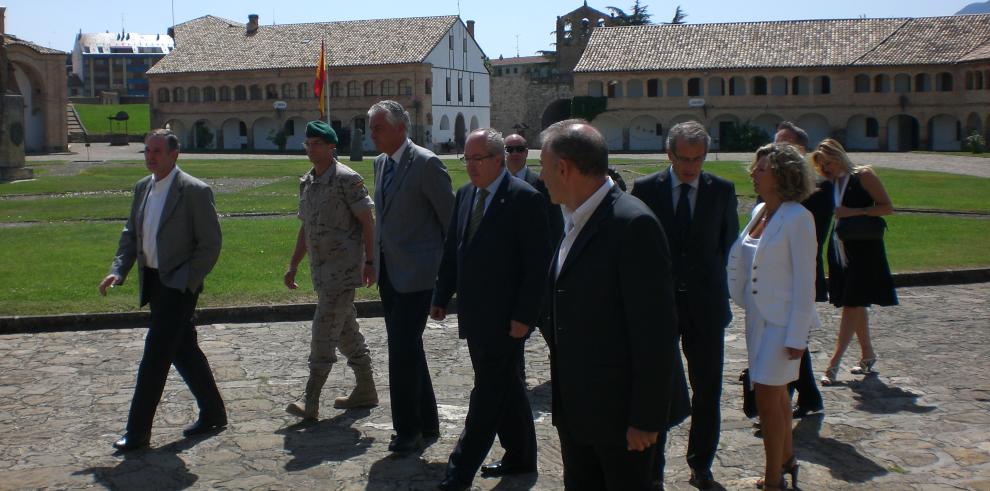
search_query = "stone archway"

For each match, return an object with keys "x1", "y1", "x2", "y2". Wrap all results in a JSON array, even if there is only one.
[
  {"x1": 886, "y1": 114, "x2": 920, "y2": 152},
  {"x1": 221, "y1": 118, "x2": 247, "y2": 150},
  {"x1": 928, "y1": 114, "x2": 961, "y2": 151},
  {"x1": 454, "y1": 113, "x2": 466, "y2": 152},
  {"x1": 541, "y1": 99, "x2": 572, "y2": 130},
  {"x1": 8, "y1": 61, "x2": 46, "y2": 152},
  {"x1": 5, "y1": 43, "x2": 67, "y2": 153}
]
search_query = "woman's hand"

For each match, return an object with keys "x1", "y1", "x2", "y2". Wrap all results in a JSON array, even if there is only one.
[{"x1": 834, "y1": 206, "x2": 861, "y2": 219}]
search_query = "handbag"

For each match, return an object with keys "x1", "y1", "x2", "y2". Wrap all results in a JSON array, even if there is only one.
[
  {"x1": 835, "y1": 215, "x2": 886, "y2": 241},
  {"x1": 740, "y1": 369, "x2": 758, "y2": 419}
]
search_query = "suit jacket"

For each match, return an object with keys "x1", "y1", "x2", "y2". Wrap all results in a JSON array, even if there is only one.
[
  {"x1": 433, "y1": 174, "x2": 551, "y2": 346},
  {"x1": 727, "y1": 202, "x2": 821, "y2": 348},
  {"x1": 110, "y1": 169, "x2": 222, "y2": 306},
  {"x1": 631, "y1": 168, "x2": 739, "y2": 331},
  {"x1": 373, "y1": 140, "x2": 455, "y2": 293},
  {"x1": 517, "y1": 166, "x2": 564, "y2": 249},
  {"x1": 545, "y1": 186, "x2": 680, "y2": 446}
]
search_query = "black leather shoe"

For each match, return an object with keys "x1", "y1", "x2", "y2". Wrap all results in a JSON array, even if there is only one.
[
  {"x1": 793, "y1": 404, "x2": 824, "y2": 419},
  {"x1": 437, "y1": 477, "x2": 471, "y2": 491},
  {"x1": 423, "y1": 428, "x2": 441, "y2": 440},
  {"x1": 112, "y1": 433, "x2": 150, "y2": 452},
  {"x1": 480, "y1": 461, "x2": 536, "y2": 478},
  {"x1": 388, "y1": 433, "x2": 423, "y2": 453},
  {"x1": 689, "y1": 469, "x2": 716, "y2": 489},
  {"x1": 183, "y1": 416, "x2": 228, "y2": 437}
]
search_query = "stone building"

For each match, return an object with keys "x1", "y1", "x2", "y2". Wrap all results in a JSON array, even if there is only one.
[
  {"x1": 0, "y1": 7, "x2": 67, "y2": 153},
  {"x1": 147, "y1": 14, "x2": 490, "y2": 152},
  {"x1": 70, "y1": 30, "x2": 174, "y2": 99},
  {"x1": 489, "y1": 2, "x2": 616, "y2": 144},
  {"x1": 572, "y1": 15, "x2": 990, "y2": 151}
]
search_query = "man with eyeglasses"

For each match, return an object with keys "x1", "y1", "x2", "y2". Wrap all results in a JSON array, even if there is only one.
[
  {"x1": 631, "y1": 121, "x2": 738, "y2": 489},
  {"x1": 431, "y1": 128, "x2": 550, "y2": 490},
  {"x1": 282, "y1": 121, "x2": 379, "y2": 421},
  {"x1": 369, "y1": 100, "x2": 454, "y2": 454},
  {"x1": 504, "y1": 134, "x2": 564, "y2": 247}
]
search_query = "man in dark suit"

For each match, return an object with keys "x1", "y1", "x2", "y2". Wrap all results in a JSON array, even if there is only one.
[
  {"x1": 505, "y1": 133, "x2": 564, "y2": 248},
  {"x1": 540, "y1": 119, "x2": 680, "y2": 490},
  {"x1": 774, "y1": 121, "x2": 829, "y2": 418},
  {"x1": 631, "y1": 121, "x2": 738, "y2": 489},
  {"x1": 98, "y1": 128, "x2": 226, "y2": 452},
  {"x1": 369, "y1": 100, "x2": 455, "y2": 454},
  {"x1": 430, "y1": 128, "x2": 551, "y2": 490}
]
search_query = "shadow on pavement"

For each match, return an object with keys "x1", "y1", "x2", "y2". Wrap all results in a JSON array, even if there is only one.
[
  {"x1": 527, "y1": 380, "x2": 552, "y2": 413},
  {"x1": 793, "y1": 414, "x2": 888, "y2": 483},
  {"x1": 277, "y1": 408, "x2": 374, "y2": 471},
  {"x1": 72, "y1": 435, "x2": 212, "y2": 490},
  {"x1": 846, "y1": 374, "x2": 937, "y2": 414},
  {"x1": 366, "y1": 453, "x2": 446, "y2": 491},
  {"x1": 490, "y1": 471, "x2": 540, "y2": 490}
]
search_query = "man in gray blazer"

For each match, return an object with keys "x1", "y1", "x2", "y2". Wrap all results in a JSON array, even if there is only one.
[
  {"x1": 98, "y1": 129, "x2": 226, "y2": 452},
  {"x1": 369, "y1": 100, "x2": 455, "y2": 454}
]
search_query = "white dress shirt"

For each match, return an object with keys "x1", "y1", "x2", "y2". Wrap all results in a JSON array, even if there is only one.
[
  {"x1": 142, "y1": 166, "x2": 178, "y2": 269},
  {"x1": 556, "y1": 176, "x2": 614, "y2": 277}
]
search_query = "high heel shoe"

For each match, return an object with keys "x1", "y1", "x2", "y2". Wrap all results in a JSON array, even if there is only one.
[
  {"x1": 820, "y1": 365, "x2": 839, "y2": 386},
  {"x1": 783, "y1": 455, "x2": 799, "y2": 489},
  {"x1": 850, "y1": 357, "x2": 877, "y2": 375}
]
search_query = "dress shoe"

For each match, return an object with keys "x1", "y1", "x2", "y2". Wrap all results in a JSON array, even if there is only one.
[
  {"x1": 689, "y1": 468, "x2": 716, "y2": 489},
  {"x1": 183, "y1": 416, "x2": 228, "y2": 437},
  {"x1": 480, "y1": 461, "x2": 536, "y2": 478},
  {"x1": 112, "y1": 433, "x2": 150, "y2": 452},
  {"x1": 437, "y1": 476, "x2": 471, "y2": 491},
  {"x1": 793, "y1": 404, "x2": 824, "y2": 419},
  {"x1": 387, "y1": 433, "x2": 423, "y2": 454},
  {"x1": 423, "y1": 427, "x2": 441, "y2": 440}
]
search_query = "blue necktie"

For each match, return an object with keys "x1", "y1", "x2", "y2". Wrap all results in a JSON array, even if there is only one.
[
  {"x1": 675, "y1": 182, "x2": 692, "y2": 239},
  {"x1": 381, "y1": 157, "x2": 396, "y2": 199}
]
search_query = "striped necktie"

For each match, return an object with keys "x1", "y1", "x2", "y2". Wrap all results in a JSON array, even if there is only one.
[
  {"x1": 466, "y1": 188, "x2": 489, "y2": 243},
  {"x1": 381, "y1": 157, "x2": 396, "y2": 199}
]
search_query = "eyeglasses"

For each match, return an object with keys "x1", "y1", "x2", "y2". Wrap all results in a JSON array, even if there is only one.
[
  {"x1": 459, "y1": 154, "x2": 495, "y2": 164},
  {"x1": 505, "y1": 145, "x2": 527, "y2": 153},
  {"x1": 671, "y1": 153, "x2": 705, "y2": 165}
]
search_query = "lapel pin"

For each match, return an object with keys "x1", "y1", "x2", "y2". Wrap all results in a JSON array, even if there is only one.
[{"x1": 500, "y1": 198, "x2": 505, "y2": 203}]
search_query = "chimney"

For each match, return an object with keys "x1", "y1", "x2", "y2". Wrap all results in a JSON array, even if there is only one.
[
  {"x1": 0, "y1": 7, "x2": 6, "y2": 35},
  {"x1": 466, "y1": 20, "x2": 475, "y2": 38},
  {"x1": 246, "y1": 14, "x2": 259, "y2": 35}
]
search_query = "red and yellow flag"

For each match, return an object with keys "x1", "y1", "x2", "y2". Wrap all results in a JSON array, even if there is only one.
[{"x1": 314, "y1": 41, "x2": 327, "y2": 117}]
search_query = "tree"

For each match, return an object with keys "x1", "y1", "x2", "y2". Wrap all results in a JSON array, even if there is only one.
[
  {"x1": 607, "y1": 0, "x2": 652, "y2": 26},
  {"x1": 669, "y1": 5, "x2": 687, "y2": 24}
]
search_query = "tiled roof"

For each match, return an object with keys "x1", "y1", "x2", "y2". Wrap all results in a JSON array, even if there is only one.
[
  {"x1": 491, "y1": 55, "x2": 550, "y2": 66},
  {"x1": 574, "y1": 14, "x2": 990, "y2": 73},
  {"x1": 148, "y1": 15, "x2": 460, "y2": 75},
  {"x1": 2, "y1": 34, "x2": 65, "y2": 55}
]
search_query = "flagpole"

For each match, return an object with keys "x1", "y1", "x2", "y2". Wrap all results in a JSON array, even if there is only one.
[{"x1": 324, "y1": 39, "x2": 331, "y2": 125}]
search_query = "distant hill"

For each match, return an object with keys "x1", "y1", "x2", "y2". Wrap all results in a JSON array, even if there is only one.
[{"x1": 958, "y1": 1, "x2": 990, "y2": 14}]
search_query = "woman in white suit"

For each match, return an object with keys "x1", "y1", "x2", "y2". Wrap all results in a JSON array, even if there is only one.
[{"x1": 728, "y1": 144, "x2": 820, "y2": 490}]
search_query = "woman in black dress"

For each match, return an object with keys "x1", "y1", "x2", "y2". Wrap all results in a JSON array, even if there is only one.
[{"x1": 811, "y1": 139, "x2": 897, "y2": 386}]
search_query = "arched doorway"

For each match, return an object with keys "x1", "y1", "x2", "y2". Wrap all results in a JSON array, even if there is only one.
[
  {"x1": 886, "y1": 115, "x2": 920, "y2": 151},
  {"x1": 221, "y1": 118, "x2": 246, "y2": 150},
  {"x1": 10, "y1": 62, "x2": 45, "y2": 152},
  {"x1": 928, "y1": 114, "x2": 961, "y2": 151},
  {"x1": 470, "y1": 115, "x2": 479, "y2": 132},
  {"x1": 846, "y1": 115, "x2": 880, "y2": 151},
  {"x1": 454, "y1": 113, "x2": 466, "y2": 152},
  {"x1": 192, "y1": 120, "x2": 216, "y2": 150},
  {"x1": 709, "y1": 113, "x2": 741, "y2": 150},
  {"x1": 541, "y1": 99, "x2": 572, "y2": 130}
]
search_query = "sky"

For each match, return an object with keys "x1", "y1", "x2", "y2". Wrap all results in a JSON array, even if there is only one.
[{"x1": 2, "y1": 0, "x2": 979, "y2": 60}]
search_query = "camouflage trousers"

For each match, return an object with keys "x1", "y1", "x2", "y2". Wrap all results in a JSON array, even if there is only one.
[{"x1": 309, "y1": 289, "x2": 372, "y2": 374}]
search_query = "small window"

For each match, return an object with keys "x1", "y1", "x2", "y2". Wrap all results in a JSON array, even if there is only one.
[
  {"x1": 234, "y1": 85, "x2": 247, "y2": 101},
  {"x1": 647, "y1": 79, "x2": 660, "y2": 97},
  {"x1": 469, "y1": 79, "x2": 475, "y2": 102},
  {"x1": 752, "y1": 76, "x2": 767, "y2": 96},
  {"x1": 249, "y1": 84, "x2": 262, "y2": 100},
  {"x1": 285, "y1": 119, "x2": 295, "y2": 136},
  {"x1": 687, "y1": 78, "x2": 702, "y2": 97},
  {"x1": 457, "y1": 78, "x2": 463, "y2": 102},
  {"x1": 449, "y1": 34, "x2": 454, "y2": 50},
  {"x1": 446, "y1": 77, "x2": 451, "y2": 101},
  {"x1": 425, "y1": 78, "x2": 432, "y2": 94}
]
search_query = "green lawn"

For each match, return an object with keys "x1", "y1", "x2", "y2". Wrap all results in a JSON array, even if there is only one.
[
  {"x1": 0, "y1": 157, "x2": 986, "y2": 315},
  {"x1": 74, "y1": 103, "x2": 150, "y2": 136}
]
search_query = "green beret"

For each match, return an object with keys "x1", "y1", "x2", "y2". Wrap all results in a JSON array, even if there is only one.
[{"x1": 305, "y1": 120, "x2": 338, "y2": 144}]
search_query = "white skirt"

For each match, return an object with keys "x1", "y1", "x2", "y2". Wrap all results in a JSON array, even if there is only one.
[{"x1": 745, "y1": 298, "x2": 801, "y2": 388}]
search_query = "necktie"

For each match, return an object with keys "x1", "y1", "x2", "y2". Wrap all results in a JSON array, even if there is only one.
[
  {"x1": 466, "y1": 188, "x2": 489, "y2": 244},
  {"x1": 381, "y1": 157, "x2": 396, "y2": 200},
  {"x1": 675, "y1": 182, "x2": 692, "y2": 239}
]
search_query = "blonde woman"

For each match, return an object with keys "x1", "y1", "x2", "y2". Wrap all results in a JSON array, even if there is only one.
[
  {"x1": 811, "y1": 139, "x2": 897, "y2": 386},
  {"x1": 728, "y1": 144, "x2": 820, "y2": 489}
]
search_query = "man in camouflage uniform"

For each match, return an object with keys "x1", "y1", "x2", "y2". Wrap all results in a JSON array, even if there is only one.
[{"x1": 283, "y1": 121, "x2": 378, "y2": 420}]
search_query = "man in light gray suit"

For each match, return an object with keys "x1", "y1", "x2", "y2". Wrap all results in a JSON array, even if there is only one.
[
  {"x1": 369, "y1": 100, "x2": 455, "y2": 454},
  {"x1": 98, "y1": 129, "x2": 226, "y2": 452}
]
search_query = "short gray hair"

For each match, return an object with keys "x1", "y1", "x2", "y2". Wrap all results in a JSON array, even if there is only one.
[
  {"x1": 751, "y1": 143, "x2": 815, "y2": 202},
  {"x1": 666, "y1": 121, "x2": 710, "y2": 155},
  {"x1": 469, "y1": 128, "x2": 506, "y2": 164},
  {"x1": 368, "y1": 100, "x2": 410, "y2": 131},
  {"x1": 146, "y1": 128, "x2": 180, "y2": 151},
  {"x1": 541, "y1": 118, "x2": 608, "y2": 176}
]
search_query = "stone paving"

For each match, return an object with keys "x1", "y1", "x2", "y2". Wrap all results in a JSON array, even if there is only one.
[{"x1": 0, "y1": 283, "x2": 988, "y2": 490}]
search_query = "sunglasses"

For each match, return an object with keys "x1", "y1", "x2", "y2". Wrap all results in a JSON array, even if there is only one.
[{"x1": 505, "y1": 145, "x2": 527, "y2": 153}]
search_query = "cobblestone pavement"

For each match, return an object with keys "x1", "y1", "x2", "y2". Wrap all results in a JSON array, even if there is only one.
[
  {"x1": 27, "y1": 144, "x2": 990, "y2": 178},
  {"x1": 0, "y1": 284, "x2": 987, "y2": 490}
]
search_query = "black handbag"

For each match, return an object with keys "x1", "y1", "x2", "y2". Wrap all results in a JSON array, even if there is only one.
[
  {"x1": 835, "y1": 216, "x2": 886, "y2": 241},
  {"x1": 740, "y1": 369, "x2": 757, "y2": 418}
]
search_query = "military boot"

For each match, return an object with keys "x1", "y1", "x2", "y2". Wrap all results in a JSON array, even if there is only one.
[
  {"x1": 286, "y1": 370, "x2": 330, "y2": 420},
  {"x1": 334, "y1": 364, "x2": 379, "y2": 409}
]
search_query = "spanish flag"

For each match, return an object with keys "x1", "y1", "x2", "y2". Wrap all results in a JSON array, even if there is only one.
[{"x1": 314, "y1": 40, "x2": 327, "y2": 117}]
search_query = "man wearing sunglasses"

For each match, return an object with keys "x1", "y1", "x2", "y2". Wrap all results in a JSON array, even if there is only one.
[{"x1": 504, "y1": 134, "x2": 564, "y2": 249}]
